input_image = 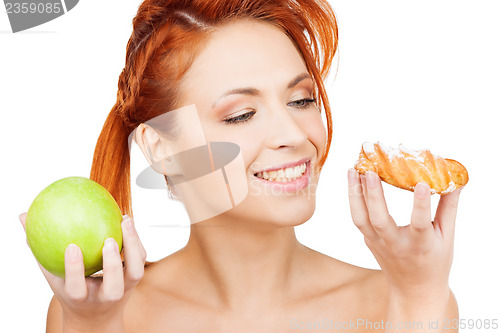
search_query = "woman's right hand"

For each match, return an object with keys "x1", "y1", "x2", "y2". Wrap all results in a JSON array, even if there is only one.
[{"x1": 19, "y1": 213, "x2": 147, "y2": 332}]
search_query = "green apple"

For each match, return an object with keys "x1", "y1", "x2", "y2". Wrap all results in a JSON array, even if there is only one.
[{"x1": 26, "y1": 176, "x2": 123, "y2": 277}]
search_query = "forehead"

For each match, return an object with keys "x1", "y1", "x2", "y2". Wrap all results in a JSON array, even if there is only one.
[{"x1": 178, "y1": 20, "x2": 308, "y2": 104}]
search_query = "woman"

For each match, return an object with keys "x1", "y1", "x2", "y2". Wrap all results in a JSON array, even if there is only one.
[{"x1": 19, "y1": 0, "x2": 461, "y2": 331}]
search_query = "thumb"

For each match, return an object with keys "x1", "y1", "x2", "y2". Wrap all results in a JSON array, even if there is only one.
[
  {"x1": 19, "y1": 212, "x2": 27, "y2": 231},
  {"x1": 435, "y1": 187, "x2": 462, "y2": 237},
  {"x1": 18, "y1": 212, "x2": 30, "y2": 248}
]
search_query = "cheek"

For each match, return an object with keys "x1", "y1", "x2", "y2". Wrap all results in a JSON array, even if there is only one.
[
  {"x1": 201, "y1": 124, "x2": 263, "y2": 172},
  {"x1": 233, "y1": 138, "x2": 262, "y2": 174},
  {"x1": 299, "y1": 111, "x2": 327, "y2": 157}
]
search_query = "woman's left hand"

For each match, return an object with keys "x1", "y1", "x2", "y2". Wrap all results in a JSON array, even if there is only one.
[{"x1": 347, "y1": 168, "x2": 462, "y2": 303}]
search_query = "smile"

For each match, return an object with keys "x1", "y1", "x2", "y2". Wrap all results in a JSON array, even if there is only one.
[
  {"x1": 254, "y1": 161, "x2": 308, "y2": 182},
  {"x1": 252, "y1": 159, "x2": 311, "y2": 193}
]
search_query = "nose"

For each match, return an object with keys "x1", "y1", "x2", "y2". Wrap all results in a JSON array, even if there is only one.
[{"x1": 265, "y1": 104, "x2": 308, "y2": 150}]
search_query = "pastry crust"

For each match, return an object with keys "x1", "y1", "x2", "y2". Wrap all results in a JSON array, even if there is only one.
[{"x1": 354, "y1": 142, "x2": 468, "y2": 194}]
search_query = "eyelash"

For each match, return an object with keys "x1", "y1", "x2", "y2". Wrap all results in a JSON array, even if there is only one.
[
  {"x1": 288, "y1": 97, "x2": 317, "y2": 109},
  {"x1": 223, "y1": 110, "x2": 256, "y2": 124},
  {"x1": 223, "y1": 98, "x2": 317, "y2": 125}
]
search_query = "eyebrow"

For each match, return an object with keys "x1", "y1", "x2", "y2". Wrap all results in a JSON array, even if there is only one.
[{"x1": 212, "y1": 73, "x2": 312, "y2": 108}]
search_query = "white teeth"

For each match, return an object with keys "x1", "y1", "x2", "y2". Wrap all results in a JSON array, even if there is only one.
[{"x1": 256, "y1": 162, "x2": 307, "y2": 182}]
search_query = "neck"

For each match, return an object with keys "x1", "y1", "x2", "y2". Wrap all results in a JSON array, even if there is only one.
[{"x1": 183, "y1": 217, "x2": 306, "y2": 313}]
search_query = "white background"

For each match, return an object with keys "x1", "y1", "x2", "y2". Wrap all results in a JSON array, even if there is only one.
[{"x1": 1, "y1": 0, "x2": 499, "y2": 331}]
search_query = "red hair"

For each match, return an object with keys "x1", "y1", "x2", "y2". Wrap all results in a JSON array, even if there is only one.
[{"x1": 90, "y1": 0, "x2": 338, "y2": 217}]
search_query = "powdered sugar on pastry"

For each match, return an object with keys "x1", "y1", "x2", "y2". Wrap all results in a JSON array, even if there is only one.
[
  {"x1": 362, "y1": 142, "x2": 376, "y2": 154},
  {"x1": 441, "y1": 181, "x2": 457, "y2": 194},
  {"x1": 377, "y1": 142, "x2": 400, "y2": 160},
  {"x1": 398, "y1": 144, "x2": 425, "y2": 163}
]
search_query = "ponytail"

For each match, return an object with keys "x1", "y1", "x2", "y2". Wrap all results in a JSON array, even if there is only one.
[{"x1": 90, "y1": 105, "x2": 133, "y2": 217}]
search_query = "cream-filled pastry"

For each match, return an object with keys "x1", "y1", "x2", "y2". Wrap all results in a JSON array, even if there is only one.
[{"x1": 355, "y1": 142, "x2": 468, "y2": 194}]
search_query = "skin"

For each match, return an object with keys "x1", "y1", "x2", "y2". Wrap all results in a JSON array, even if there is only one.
[{"x1": 19, "y1": 20, "x2": 460, "y2": 332}]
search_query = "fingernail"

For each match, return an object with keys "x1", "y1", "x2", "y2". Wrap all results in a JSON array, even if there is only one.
[
  {"x1": 126, "y1": 217, "x2": 136, "y2": 235},
  {"x1": 365, "y1": 171, "x2": 378, "y2": 188},
  {"x1": 347, "y1": 168, "x2": 357, "y2": 185},
  {"x1": 66, "y1": 244, "x2": 79, "y2": 261},
  {"x1": 360, "y1": 174, "x2": 366, "y2": 186},
  {"x1": 104, "y1": 238, "x2": 117, "y2": 254},
  {"x1": 415, "y1": 183, "x2": 430, "y2": 199}
]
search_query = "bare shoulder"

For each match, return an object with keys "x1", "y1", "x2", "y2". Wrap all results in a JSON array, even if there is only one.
[
  {"x1": 46, "y1": 295, "x2": 63, "y2": 333},
  {"x1": 297, "y1": 245, "x2": 389, "y2": 319},
  {"x1": 302, "y1": 244, "x2": 387, "y2": 288}
]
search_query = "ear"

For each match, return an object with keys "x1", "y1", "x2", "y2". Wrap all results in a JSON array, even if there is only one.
[{"x1": 134, "y1": 123, "x2": 168, "y2": 174}]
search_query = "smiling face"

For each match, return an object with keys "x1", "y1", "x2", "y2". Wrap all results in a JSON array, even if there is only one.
[{"x1": 175, "y1": 20, "x2": 327, "y2": 227}]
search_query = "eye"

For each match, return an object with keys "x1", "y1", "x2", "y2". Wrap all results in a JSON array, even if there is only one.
[
  {"x1": 223, "y1": 110, "x2": 256, "y2": 124},
  {"x1": 288, "y1": 98, "x2": 317, "y2": 109}
]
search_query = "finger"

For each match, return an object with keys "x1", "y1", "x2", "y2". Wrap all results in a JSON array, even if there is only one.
[
  {"x1": 434, "y1": 187, "x2": 462, "y2": 238},
  {"x1": 360, "y1": 173, "x2": 368, "y2": 199},
  {"x1": 363, "y1": 171, "x2": 398, "y2": 242},
  {"x1": 347, "y1": 169, "x2": 377, "y2": 239},
  {"x1": 19, "y1": 212, "x2": 31, "y2": 247},
  {"x1": 19, "y1": 212, "x2": 27, "y2": 230},
  {"x1": 122, "y1": 216, "x2": 146, "y2": 289},
  {"x1": 99, "y1": 238, "x2": 124, "y2": 302},
  {"x1": 410, "y1": 183, "x2": 434, "y2": 242},
  {"x1": 63, "y1": 244, "x2": 88, "y2": 303}
]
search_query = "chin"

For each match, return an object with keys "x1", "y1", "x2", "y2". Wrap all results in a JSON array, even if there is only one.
[
  {"x1": 223, "y1": 192, "x2": 317, "y2": 228},
  {"x1": 268, "y1": 202, "x2": 316, "y2": 227}
]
